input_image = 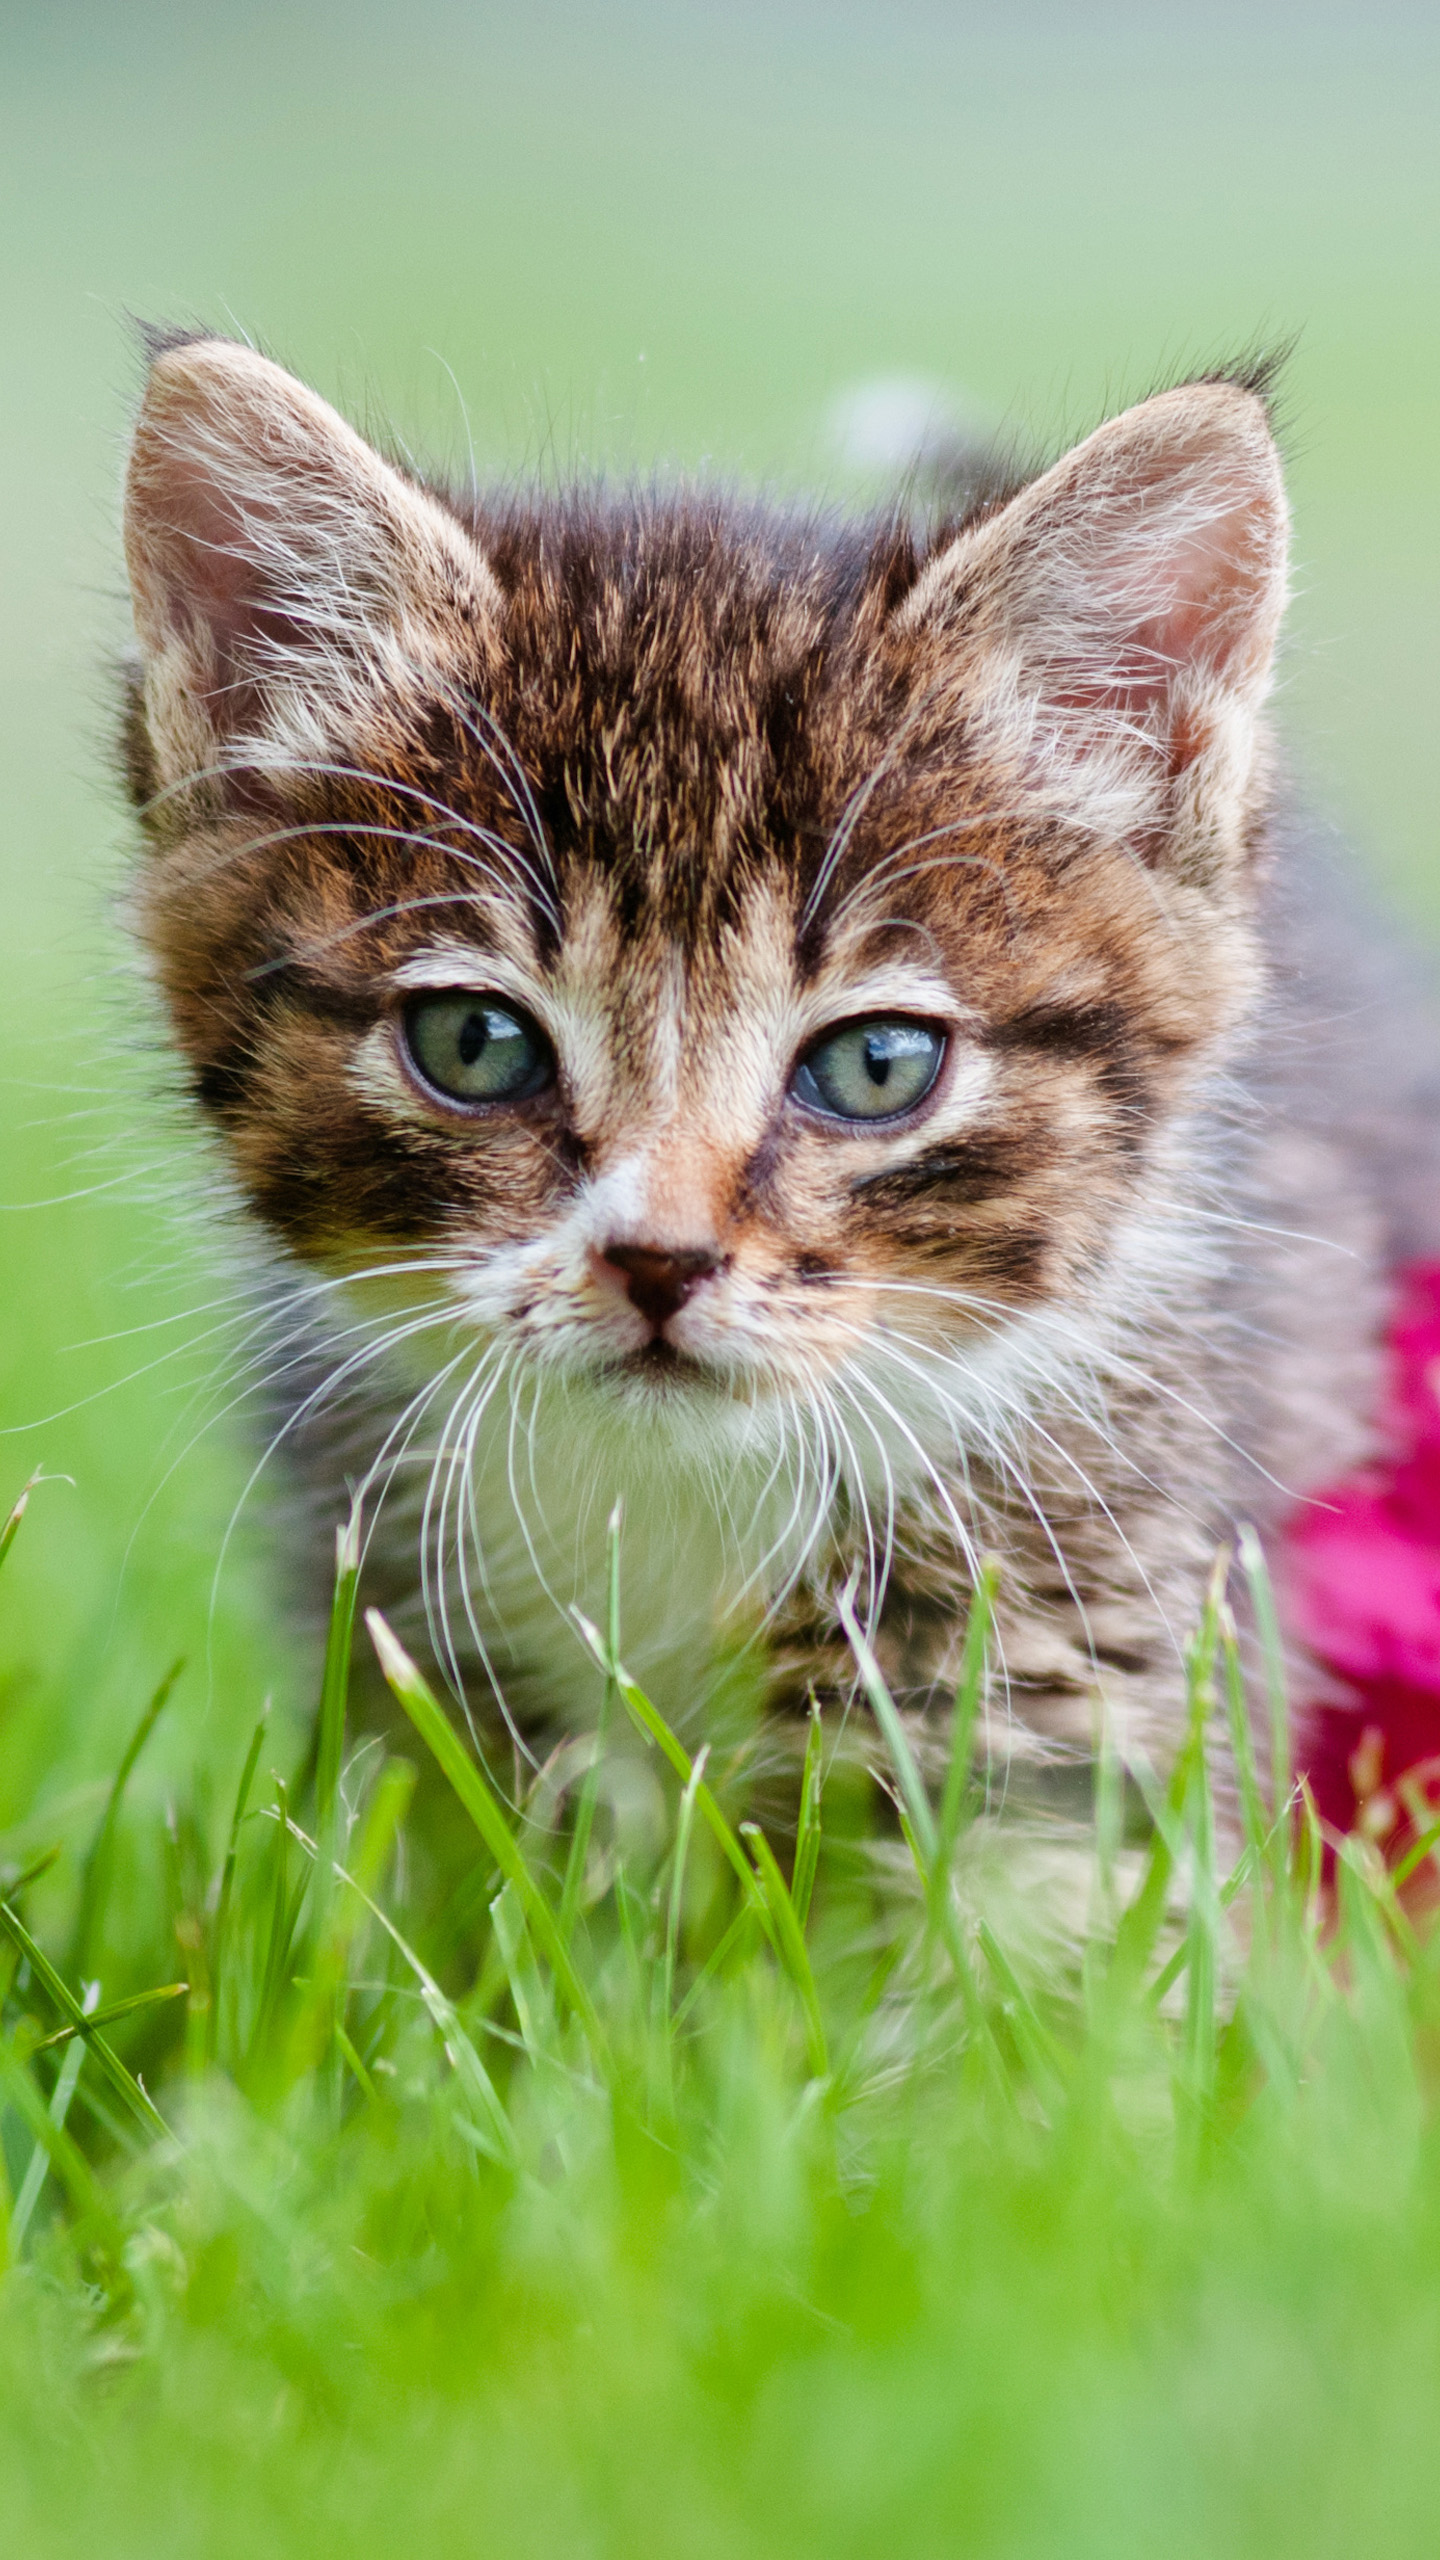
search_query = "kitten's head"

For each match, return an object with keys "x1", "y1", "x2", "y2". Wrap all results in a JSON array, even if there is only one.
[{"x1": 120, "y1": 337, "x2": 1286, "y2": 1459}]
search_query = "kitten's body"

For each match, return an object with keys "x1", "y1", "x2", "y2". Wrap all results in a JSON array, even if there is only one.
[{"x1": 118, "y1": 339, "x2": 1439, "y2": 1832}]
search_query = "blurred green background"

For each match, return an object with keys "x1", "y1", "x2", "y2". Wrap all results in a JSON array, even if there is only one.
[{"x1": 1, "y1": 0, "x2": 1437, "y2": 1828}]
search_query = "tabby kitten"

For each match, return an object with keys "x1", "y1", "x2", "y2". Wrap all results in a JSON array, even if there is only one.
[{"x1": 119, "y1": 335, "x2": 1422, "y2": 1829}]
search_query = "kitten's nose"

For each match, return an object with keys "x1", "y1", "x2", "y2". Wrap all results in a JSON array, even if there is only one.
[{"x1": 599, "y1": 1242, "x2": 723, "y2": 1329}]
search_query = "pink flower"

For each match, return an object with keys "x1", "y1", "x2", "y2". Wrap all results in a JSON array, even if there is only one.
[
  {"x1": 1284, "y1": 1265, "x2": 1440, "y2": 1890},
  {"x1": 1284, "y1": 1480, "x2": 1440, "y2": 1691}
]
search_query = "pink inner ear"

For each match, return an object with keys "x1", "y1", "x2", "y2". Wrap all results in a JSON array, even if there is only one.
[
  {"x1": 1049, "y1": 478, "x2": 1279, "y2": 764},
  {"x1": 1127, "y1": 497, "x2": 1274, "y2": 691},
  {"x1": 147, "y1": 446, "x2": 309, "y2": 706}
]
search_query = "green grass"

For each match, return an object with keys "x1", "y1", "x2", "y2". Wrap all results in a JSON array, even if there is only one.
[{"x1": 4, "y1": 1499, "x2": 1440, "y2": 2560}]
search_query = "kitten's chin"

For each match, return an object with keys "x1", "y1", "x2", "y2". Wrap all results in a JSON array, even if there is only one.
[{"x1": 591, "y1": 1339, "x2": 761, "y2": 1405}]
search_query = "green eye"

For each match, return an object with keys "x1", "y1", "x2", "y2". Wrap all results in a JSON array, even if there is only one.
[
  {"x1": 402, "y1": 992, "x2": 553, "y2": 1106},
  {"x1": 791, "y1": 1017, "x2": 944, "y2": 1122}
]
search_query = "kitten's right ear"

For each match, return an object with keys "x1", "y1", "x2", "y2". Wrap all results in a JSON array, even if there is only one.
[
  {"x1": 123, "y1": 335, "x2": 503, "y2": 803},
  {"x1": 890, "y1": 379, "x2": 1288, "y2": 867}
]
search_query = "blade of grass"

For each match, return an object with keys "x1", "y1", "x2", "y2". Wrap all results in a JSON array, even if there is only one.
[
  {"x1": 837, "y1": 1587, "x2": 994, "y2": 2033},
  {"x1": 834, "y1": 1597, "x2": 996, "y2": 2038},
  {"x1": 1391, "y1": 1801, "x2": 1440, "y2": 1893},
  {"x1": 977, "y1": 1922, "x2": 1070, "y2": 2113},
  {"x1": 208, "y1": 1702, "x2": 270, "y2": 2062},
  {"x1": 609, "y1": 1860, "x2": 649, "y2": 2012},
  {"x1": 558, "y1": 1495, "x2": 620, "y2": 1935},
  {"x1": 1218, "y1": 1598, "x2": 1270, "y2": 1865},
  {"x1": 571, "y1": 1609, "x2": 776, "y2": 1948},
  {"x1": 310, "y1": 1502, "x2": 362, "y2": 2043},
  {"x1": 8, "y1": 1980, "x2": 99, "y2": 2250},
  {"x1": 790, "y1": 1706, "x2": 825, "y2": 1932},
  {"x1": 249, "y1": 1777, "x2": 312, "y2": 2069},
  {"x1": 0, "y1": 1474, "x2": 37, "y2": 1576},
  {"x1": 271, "y1": 1812, "x2": 517, "y2": 2170},
  {"x1": 837, "y1": 1584, "x2": 937, "y2": 1872},
  {"x1": 1, "y1": 1845, "x2": 61, "y2": 1899},
  {"x1": 33, "y1": 1981, "x2": 188, "y2": 2051},
  {"x1": 164, "y1": 1801, "x2": 211, "y2": 2081},
  {"x1": 671, "y1": 1899, "x2": 761, "y2": 2032},
  {"x1": 349, "y1": 1756, "x2": 417, "y2": 1904},
  {"x1": 1338, "y1": 1820, "x2": 1421, "y2": 1970},
  {"x1": 662, "y1": 1745, "x2": 709, "y2": 2029},
  {"x1": 490, "y1": 1883, "x2": 556, "y2": 2066},
  {"x1": 741, "y1": 1823, "x2": 829, "y2": 2079},
  {"x1": 1179, "y1": 1576, "x2": 1224, "y2": 2143},
  {"x1": 70, "y1": 1657, "x2": 184, "y2": 1976},
  {"x1": 279, "y1": 1811, "x2": 517, "y2": 2166},
  {"x1": 1331, "y1": 1833, "x2": 1418, "y2": 2018},
  {"x1": 557, "y1": 1735, "x2": 604, "y2": 1948},
  {"x1": 1394, "y1": 1774, "x2": 1440, "y2": 1901},
  {"x1": 271, "y1": 1804, "x2": 517, "y2": 2156},
  {"x1": 1148, "y1": 1853, "x2": 1256, "y2": 2008},
  {"x1": 0, "y1": 2036, "x2": 123, "y2": 2267},
  {"x1": 1089, "y1": 1690, "x2": 1125, "y2": 1954},
  {"x1": 1109, "y1": 1707, "x2": 1209, "y2": 2004},
  {"x1": 0, "y1": 1902, "x2": 165, "y2": 2140},
  {"x1": 1107, "y1": 1552, "x2": 1230, "y2": 2020},
  {"x1": 560, "y1": 1503, "x2": 623, "y2": 1947},
  {"x1": 925, "y1": 1567, "x2": 1004, "y2": 2034},
  {"x1": 1295, "y1": 1776, "x2": 1326, "y2": 1929},
  {"x1": 1237, "y1": 1524, "x2": 1291, "y2": 1847},
  {"x1": 315, "y1": 1498, "x2": 362, "y2": 1849},
  {"x1": 367, "y1": 1611, "x2": 603, "y2": 2049},
  {"x1": 937, "y1": 1559, "x2": 998, "y2": 1869},
  {"x1": 335, "y1": 2024, "x2": 378, "y2": 2105},
  {"x1": 0, "y1": 2091, "x2": 13, "y2": 2272},
  {"x1": 295, "y1": 1755, "x2": 419, "y2": 2085}
]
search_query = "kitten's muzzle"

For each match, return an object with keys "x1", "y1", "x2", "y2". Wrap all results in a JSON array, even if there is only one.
[{"x1": 598, "y1": 1241, "x2": 727, "y2": 1330}]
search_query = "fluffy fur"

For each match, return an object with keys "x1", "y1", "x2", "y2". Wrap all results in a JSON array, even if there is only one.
[{"x1": 117, "y1": 335, "x2": 1438, "y2": 1839}]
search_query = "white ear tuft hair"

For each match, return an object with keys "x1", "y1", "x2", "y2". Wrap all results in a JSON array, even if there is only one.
[
  {"x1": 123, "y1": 337, "x2": 503, "y2": 798},
  {"x1": 896, "y1": 381, "x2": 1289, "y2": 860}
]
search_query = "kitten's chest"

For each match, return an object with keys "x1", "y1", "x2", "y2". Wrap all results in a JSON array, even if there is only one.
[{"x1": 364, "y1": 1386, "x2": 797, "y2": 1741}]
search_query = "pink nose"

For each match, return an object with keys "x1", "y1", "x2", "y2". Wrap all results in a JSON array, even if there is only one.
[{"x1": 599, "y1": 1242, "x2": 723, "y2": 1329}]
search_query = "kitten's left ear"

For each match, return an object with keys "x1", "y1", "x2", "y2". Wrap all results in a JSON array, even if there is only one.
[
  {"x1": 894, "y1": 379, "x2": 1289, "y2": 860},
  {"x1": 123, "y1": 335, "x2": 503, "y2": 803}
]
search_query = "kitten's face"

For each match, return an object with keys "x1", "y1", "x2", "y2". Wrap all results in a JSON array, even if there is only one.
[{"x1": 122, "y1": 342, "x2": 1286, "y2": 1451}]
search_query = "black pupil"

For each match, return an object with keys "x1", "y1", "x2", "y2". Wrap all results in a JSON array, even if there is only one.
[
  {"x1": 456, "y1": 1010, "x2": 489, "y2": 1066},
  {"x1": 863, "y1": 1035, "x2": 892, "y2": 1088}
]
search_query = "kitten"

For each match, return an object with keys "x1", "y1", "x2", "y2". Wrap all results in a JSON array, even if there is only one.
[{"x1": 117, "y1": 334, "x2": 1438, "y2": 1835}]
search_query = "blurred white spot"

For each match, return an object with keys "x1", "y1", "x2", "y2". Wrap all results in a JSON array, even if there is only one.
[{"x1": 826, "y1": 375, "x2": 988, "y2": 475}]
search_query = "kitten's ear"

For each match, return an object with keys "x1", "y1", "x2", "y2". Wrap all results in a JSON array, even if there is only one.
[
  {"x1": 894, "y1": 380, "x2": 1288, "y2": 858},
  {"x1": 123, "y1": 336, "x2": 503, "y2": 800}
]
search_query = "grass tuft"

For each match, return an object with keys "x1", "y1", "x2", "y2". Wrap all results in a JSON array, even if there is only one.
[{"x1": 2, "y1": 1488, "x2": 1440, "y2": 2557}]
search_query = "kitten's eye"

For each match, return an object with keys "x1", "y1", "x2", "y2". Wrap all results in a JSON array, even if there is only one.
[
  {"x1": 791, "y1": 1017, "x2": 944, "y2": 1122},
  {"x1": 402, "y1": 992, "x2": 553, "y2": 1106}
]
